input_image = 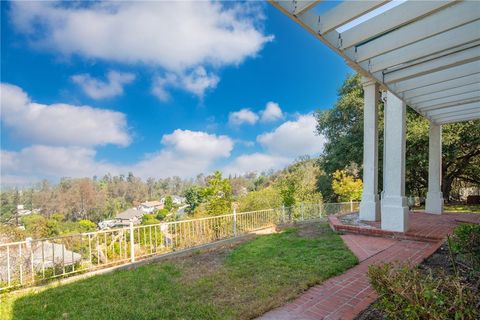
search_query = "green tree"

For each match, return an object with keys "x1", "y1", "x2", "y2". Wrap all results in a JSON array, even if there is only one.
[
  {"x1": 203, "y1": 171, "x2": 233, "y2": 216},
  {"x1": 331, "y1": 170, "x2": 363, "y2": 202},
  {"x1": 164, "y1": 196, "x2": 173, "y2": 212},
  {"x1": 315, "y1": 73, "x2": 480, "y2": 202},
  {"x1": 184, "y1": 186, "x2": 203, "y2": 214},
  {"x1": 237, "y1": 187, "x2": 282, "y2": 212}
]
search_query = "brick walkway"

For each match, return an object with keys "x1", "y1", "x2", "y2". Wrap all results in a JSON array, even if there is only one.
[{"x1": 258, "y1": 212, "x2": 479, "y2": 320}]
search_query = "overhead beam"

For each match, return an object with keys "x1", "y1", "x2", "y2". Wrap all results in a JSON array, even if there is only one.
[
  {"x1": 316, "y1": 1, "x2": 387, "y2": 35},
  {"x1": 432, "y1": 110, "x2": 480, "y2": 123},
  {"x1": 402, "y1": 73, "x2": 480, "y2": 100},
  {"x1": 424, "y1": 103, "x2": 480, "y2": 117},
  {"x1": 415, "y1": 91, "x2": 480, "y2": 110},
  {"x1": 436, "y1": 113, "x2": 480, "y2": 124},
  {"x1": 337, "y1": 1, "x2": 455, "y2": 50},
  {"x1": 292, "y1": 0, "x2": 321, "y2": 16},
  {"x1": 407, "y1": 82, "x2": 480, "y2": 105},
  {"x1": 360, "y1": 21, "x2": 480, "y2": 73},
  {"x1": 391, "y1": 61, "x2": 480, "y2": 93},
  {"x1": 417, "y1": 97, "x2": 480, "y2": 112},
  {"x1": 383, "y1": 45, "x2": 480, "y2": 84},
  {"x1": 350, "y1": 2, "x2": 480, "y2": 62}
]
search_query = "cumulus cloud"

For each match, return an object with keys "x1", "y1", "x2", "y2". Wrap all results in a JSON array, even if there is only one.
[
  {"x1": 152, "y1": 67, "x2": 219, "y2": 101},
  {"x1": 228, "y1": 108, "x2": 259, "y2": 126},
  {"x1": 260, "y1": 101, "x2": 283, "y2": 122},
  {"x1": 10, "y1": 1, "x2": 273, "y2": 99},
  {"x1": 71, "y1": 70, "x2": 135, "y2": 99},
  {"x1": 224, "y1": 115, "x2": 325, "y2": 175},
  {"x1": 1, "y1": 130, "x2": 233, "y2": 185},
  {"x1": 0, "y1": 83, "x2": 131, "y2": 147},
  {"x1": 257, "y1": 115, "x2": 325, "y2": 157}
]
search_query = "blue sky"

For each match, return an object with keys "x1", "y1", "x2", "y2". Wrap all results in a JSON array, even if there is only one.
[{"x1": 1, "y1": 1, "x2": 352, "y2": 186}]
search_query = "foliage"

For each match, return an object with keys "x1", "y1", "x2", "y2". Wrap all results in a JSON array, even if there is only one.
[
  {"x1": 21, "y1": 214, "x2": 96, "y2": 239},
  {"x1": 78, "y1": 219, "x2": 97, "y2": 232},
  {"x1": 202, "y1": 171, "x2": 233, "y2": 216},
  {"x1": 450, "y1": 223, "x2": 480, "y2": 270},
  {"x1": 236, "y1": 187, "x2": 282, "y2": 212},
  {"x1": 164, "y1": 196, "x2": 173, "y2": 212},
  {"x1": 141, "y1": 214, "x2": 160, "y2": 225},
  {"x1": 331, "y1": 170, "x2": 363, "y2": 201},
  {"x1": 184, "y1": 186, "x2": 203, "y2": 214},
  {"x1": 4, "y1": 224, "x2": 357, "y2": 320},
  {"x1": 315, "y1": 73, "x2": 480, "y2": 201},
  {"x1": 368, "y1": 263, "x2": 479, "y2": 320},
  {"x1": 156, "y1": 208, "x2": 169, "y2": 220}
]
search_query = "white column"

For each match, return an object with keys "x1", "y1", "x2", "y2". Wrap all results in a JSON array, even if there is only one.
[
  {"x1": 425, "y1": 123, "x2": 444, "y2": 214},
  {"x1": 359, "y1": 78, "x2": 380, "y2": 221},
  {"x1": 381, "y1": 91, "x2": 409, "y2": 232}
]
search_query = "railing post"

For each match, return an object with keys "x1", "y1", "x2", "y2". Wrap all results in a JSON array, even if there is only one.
[
  {"x1": 282, "y1": 205, "x2": 286, "y2": 223},
  {"x1": 301, "y1": 203, "x2": 305, "y2": 221},
  {"x1": 350, "y1": 199, "x2": 354, "y2": 212},
  {"x1": 129, "y1": 222, "x2": 135, "y2": 263},
  {"x1": 233, "y1": 207, "x2": 237, "y2": 237}
]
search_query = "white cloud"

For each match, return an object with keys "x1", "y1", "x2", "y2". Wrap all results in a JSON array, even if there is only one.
[
  {"x1": 10, "y1": 1, "x2": 273, "y2": 99},
  {"x1": 229, "y1": 108, "x2": 259, "y2": 126},
  {"x1": 223, "y1": 153, "x2": 290, "y2": 176},
  {"x1": 71, "y1": 70, "x2": 135, "y2": 99},
  {"x1": 260, "y1": 101, "x2": 283, "y2": 122},
  {"x1": 0, "y1": 83, "x2": 131, "y2": 147},
  {"x1": 152, "y1": 67, "x2": 219, "y2": 101},
  {"x1": 1, "y1": 130, "x2": 233, "y2": 185},
  {"x1": 257, "y1": 115, "x2": 325, "y2": 157}
]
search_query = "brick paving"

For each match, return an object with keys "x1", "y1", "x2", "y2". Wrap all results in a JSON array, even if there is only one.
[{"x1": 258, "y1": 212, "x2": 479, "y2": 320}]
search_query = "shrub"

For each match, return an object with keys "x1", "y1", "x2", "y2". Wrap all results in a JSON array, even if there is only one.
[
  {"x1": 450, "y1": 223, "x2": 480, "y2": 270},
  {"x1": 368, "y1": 263, "x2": 479, "y2": 320},
  {"x1": 142, "y1": 214, "x2": 159, "y2": 225},
  {"x1": 78, "y1": 219, "x2": 97, "y2": 231},
  {"x1": 156, "y1": 208, "x2": 169, "y2": 220}
]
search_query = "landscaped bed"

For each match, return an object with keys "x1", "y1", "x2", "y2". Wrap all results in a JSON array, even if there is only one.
[{"x1": 0, "y1": 223, "x2": 357, "y2": 320}]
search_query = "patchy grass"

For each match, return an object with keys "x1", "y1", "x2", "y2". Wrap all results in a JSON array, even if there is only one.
[
  {"x1": 414, "y1": 204, "x2": 480, "y2": 213},
  {"x1": 1, "y1": 223, "x2": 357, "y2": 320}
]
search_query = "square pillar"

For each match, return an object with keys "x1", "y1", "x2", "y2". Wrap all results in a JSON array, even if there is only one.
[
  {"x1": 381, "y1": 91, "x2": 409, "y2": 232},
  {"x1": 359, "y1": 78, "x2": 380, "y2": 221},
  {"x1": 425, "y1": 122, "x2": 444, "y2": 214}
]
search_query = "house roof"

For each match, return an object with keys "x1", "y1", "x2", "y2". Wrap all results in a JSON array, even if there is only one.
[
  {"x1": 116, "y1": 208, "x2": 143, "y2": 220},
  {"x1": 140, "y1": 201, "x2": 162, "y2": 207}
]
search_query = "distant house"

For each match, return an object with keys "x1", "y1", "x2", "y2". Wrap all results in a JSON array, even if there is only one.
[
  {"x1": 139, "y1": 201, "x2": 163, "y2": 213},
  {"x1": 160, "y1": 196, "x2": 185, "y2": 206},
  {"x1": 115, "y1": 208, "x2": 144, "y2": 226},
  {"x1": 98, "y1": 220, "x2": 116, "y2": 230},
  {"x1": 17, "y1": 205, "x2": 32, "y2": 216}
]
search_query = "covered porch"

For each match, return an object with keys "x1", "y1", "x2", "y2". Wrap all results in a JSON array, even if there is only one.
[{"x1": 271, "y1": 0, "x2": 480, "y2": 232}]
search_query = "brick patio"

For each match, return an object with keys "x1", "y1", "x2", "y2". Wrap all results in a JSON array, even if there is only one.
[{"x1": 258, "y1": 211, "x2": 479, "y2": 320}]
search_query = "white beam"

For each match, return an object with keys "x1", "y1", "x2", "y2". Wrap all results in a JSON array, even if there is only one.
[
  {"x1": 407, "y1": 83, "x2": 480, "y2": 105},
  {"x1": 424, "y1": 103, "x2": 480, "y2": 117},
  {"x1": 383, "y1": 45, "x2": 480, "y2": 84},
  {"x1": 361, "y1": 21, "x2": 480, "y2": 73},
  {"x1": 432, "y1": 110, "x2": 480, "y2": 123},
  {"x1": 391, "y1": 61, "x2": 480, "y2": 93},
  {"x1": 338, "y1": 1, "x2": 454, "y2": 50},
  {"x1": 292, "y1": 0, "x2": 321, "y2": 16},
  {"x1": 402, "y1": 73, "x2": 480, "y2": 100},
  {"x1": 317, "y1": 1, "x2": 387, "y2": 35},
  {"x1": 350, "y1": 2, "x2": 480, "y2": 62},
  {"x1": 415, "y1": 91, "x2": 480, "y2": 110},
  {"x1": 437, "y1": 113, "x2": 480, "y2": 124}
]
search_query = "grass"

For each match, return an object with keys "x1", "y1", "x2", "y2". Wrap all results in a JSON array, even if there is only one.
[
  {"x1": 414, "y1": 204, "x2": 480, "y2": 213},
  {"x1": 0, "y1": 223, "x2": 357, "y2": 320}
]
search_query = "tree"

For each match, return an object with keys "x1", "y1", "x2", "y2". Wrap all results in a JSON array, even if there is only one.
[
  {"x1": 184, "y1": 186, "x2": 203, "y2": 214},
  {"x1": 315, "y1": 73, "x2": 480, "y2": 202},
  {"x1": 331, "y1": 170, "x2": 363, "y2": 202},
  {"x1": 203, "y1": 171, "x2": 233, "y2": 216},
  {"x1": 164, "y1": 196, "x2": 173, "y2": 212},
  {"x1": 237, "y1": 187, "x2": 282, "y2": 212}
]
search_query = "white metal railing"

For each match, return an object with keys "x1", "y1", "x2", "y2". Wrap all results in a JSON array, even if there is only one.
[{"x1": 0, "y1": 201, "x2": 358, "y2": 291}]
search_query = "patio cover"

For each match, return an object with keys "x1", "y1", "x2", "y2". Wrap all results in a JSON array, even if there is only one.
[{"x1": 270, "y1": 0, "x2": 480, "y2": 124}]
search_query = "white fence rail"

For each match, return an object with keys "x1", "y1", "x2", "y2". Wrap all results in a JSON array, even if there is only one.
[{"x1": 0, "y1": 201, "x2": 358, "y2": 291}]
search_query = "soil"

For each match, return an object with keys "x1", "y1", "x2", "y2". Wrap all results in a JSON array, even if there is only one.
[{"x1": 355, "y1": 242, "x2": 480, "y2": 320}]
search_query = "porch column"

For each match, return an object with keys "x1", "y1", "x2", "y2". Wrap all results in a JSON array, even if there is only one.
[
  {"x1": 381, "y1": 91, "x2": 409, "y2": 232},
  {"x1": 425, "y1": 123, "x2": 444, "y2": 214},
  {"x1": 359, "y1": 78, "x2": 380, "y2": 221}
]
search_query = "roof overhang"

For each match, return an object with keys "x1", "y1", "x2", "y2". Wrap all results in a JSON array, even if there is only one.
[{"x1": 269, "y1": 0, "x2": 480, "y2": 125}]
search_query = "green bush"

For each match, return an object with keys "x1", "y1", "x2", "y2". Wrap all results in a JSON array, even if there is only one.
[
  {"x1": 368, "y1": 263, "x2": 479, "y2": 320},
  {"x1": 141, "y1": 214, "x2": 159, "y2": 225},
  {"x1": 78, "y1": 219, "x2": 97, "y2": 231},
  {"x1": 450, "y1": 223, "x2": 480, "y2": 270},
  {"x1": 156, "y1": 208, "x2": 169, "y2": 220}
]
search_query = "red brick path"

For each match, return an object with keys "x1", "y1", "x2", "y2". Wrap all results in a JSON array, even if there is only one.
[{"x1": 258, "y1": 212, "x2": 479, "y2": 320}]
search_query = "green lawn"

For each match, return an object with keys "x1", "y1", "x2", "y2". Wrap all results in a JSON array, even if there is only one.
[{"x1": 0, "y1": 223, "x2": 357, "y2": 320}]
